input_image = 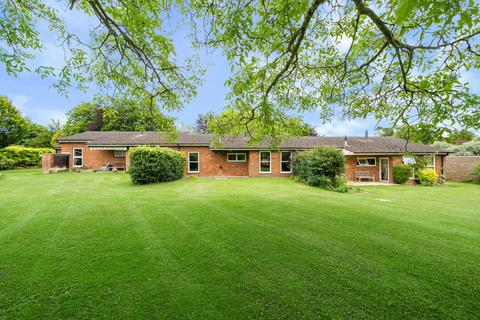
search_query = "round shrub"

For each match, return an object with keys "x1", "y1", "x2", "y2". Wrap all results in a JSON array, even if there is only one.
[
  {"x1": 416, "y1": 168, "x2": 438, "y2": 186},
  {"x1": 392, "y1": 164, "x2": 412, "y2": 184},
  {"x1": 294, "y1": 147, "x2": 346, "y2": 191},
  {"x1": 129, "y1": 147, "x2": 187, "y2": 184}
]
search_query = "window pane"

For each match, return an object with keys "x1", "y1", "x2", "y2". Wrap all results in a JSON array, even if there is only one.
[
  {"x1": 260, "y1": 152, "x2": 270, "y2": 161},
  {"x1": 189, "y1": 162, "x2": 199, "y2": 172},
  {"x1": 403, "y1": 157, "x2": 416, "y2": 165},
  {"x1": 74, "y1": 158, "x2": 82, "y2": 166},
  {"x1": 281, "y1": 152, "x2": 291, "y2": 161},
  {"x1": 74, "y1": 149, "x2": 82, "y2": 157},
  {"x1": 189, "y1": 153, "x2": 199, "y2": 161},
  {"x1": 281, "y1": 162, "x2": 291, "y2": 172},
  {"x1": 260, "y1": 162, "x2": 270, "y2": 172},
  {"x1": 228, "y1": 154, "x2": 236, "y2": 161},
  {"x1": 367, "y1": 158, "x2": 376, "y2": 165},
  {"x1": 237, "y1": 153, "x2": 246, "y2": 161},
  {"x1": 424, "y1": 155, "x2": 434, "y2": 167}
]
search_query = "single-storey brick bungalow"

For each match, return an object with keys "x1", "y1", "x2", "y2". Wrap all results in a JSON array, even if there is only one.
[{"x1": 56, "y1": 131, "x2": 446, "y2": 183}]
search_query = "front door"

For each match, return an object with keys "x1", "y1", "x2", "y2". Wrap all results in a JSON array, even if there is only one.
[{"x1": 379, "y1": 158, "x2": 389, "y2": 182}]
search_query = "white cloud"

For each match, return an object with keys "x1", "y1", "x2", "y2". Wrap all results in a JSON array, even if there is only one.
[
  {"x1": 11, "y1": 95, "x2": 32, "y2": 110},
  {"x1": 314, "y1": 119, "x2": 374, "y2": 136},
  {"x1": 9, "y1": 94, "x2": 66, "y2": 125}
]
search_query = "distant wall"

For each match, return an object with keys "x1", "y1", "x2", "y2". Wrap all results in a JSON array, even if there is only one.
[{"x1": 444, "y1": 156, "x2": 480, "y2": 181}]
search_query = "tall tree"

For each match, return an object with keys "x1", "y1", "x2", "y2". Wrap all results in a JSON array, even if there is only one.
[
  {"x1": 62, "y1": 102, "x2": 98, "y2": 136},
  {"x1": 62, "y1": 99, "x2": 175, "y2": 136},
  {"x1": 0, "y1": 96, "x2": 29, "y2": 148},
  {"x1": 101, "y1": 98, "x2": 176, "y2": 132},
  {"x1": 20, "y1": 122, "x2": 52, "y2": 148},
  {"x1": 445, "y1": 129, "x2": 475, "y2": 144},
  {"x1": 193, "y1": 113, "x2": 214, "y2": 134}
]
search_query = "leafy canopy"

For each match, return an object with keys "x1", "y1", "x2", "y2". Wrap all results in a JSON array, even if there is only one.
[
  {"x1": 0, "y1": 96, "x2": 29, "y2": 148},
  {"x1": 185, "y1": 0, "x2": 480, "y2": 140},
  {"x1": 62, "y1": 98, "x2": 176, "y2": 136},
  {"x1": 1, "y1": 0, "x2": 480, "y2": 142}
]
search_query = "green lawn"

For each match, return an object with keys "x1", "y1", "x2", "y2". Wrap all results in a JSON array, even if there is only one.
[{"x1": 0, "y1": 170, "x2": 479, "y2": 319}]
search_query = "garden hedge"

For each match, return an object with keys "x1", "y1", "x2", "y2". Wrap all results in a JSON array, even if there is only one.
[
  {"x1": 294, "y1": 147, "x2": 347, "y2": 191},
  {"x1": 0, "y1": 146, "x2": 55, "y2": 169},
  {"x1": 128, "y1": 147, "x2": 187, "y2": 184}
]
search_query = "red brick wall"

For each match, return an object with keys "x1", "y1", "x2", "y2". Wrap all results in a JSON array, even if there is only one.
[
  {"x1": 59, "y1": 142, "x2": 443, "y2": 182},
  {"x1": 444, "y1": 156, "x2": 480, "y2": 181},
  {"x1": 177, "y1": 147, "x2": 249, "y2": 176},
  {"x1": 344, "y1": 155, "x2": 441, "y2": 182},
  {"x1": 60, "y1": 143, "x2": 126, "y2": 170},
  {"x1": 248, "y1": 151, "x2": 293, "y2": 177}
]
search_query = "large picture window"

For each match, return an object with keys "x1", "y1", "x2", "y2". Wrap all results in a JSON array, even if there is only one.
[
  {"x1": 227, "y1": 153, "x2": 247, "y2": 162},
  {"x1": 259, "y1": 151, "x2": 271, "y2": 173},
  {"x1": 188, "y1": 152, "x2": 199, "y2": 173},
  {"x1": 73, "y1": 148, "x2": 83, "y2": 167},
  {"x1": 356, "y1": 157, "x2": 376, "y2": 166},
  {"x1": 280, "y1": 151, "x2": 293, "y2": 173}
]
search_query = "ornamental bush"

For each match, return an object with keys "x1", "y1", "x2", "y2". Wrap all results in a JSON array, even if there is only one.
[
  {"x1": 416, "y1": 168, "x2": 438, "y2": 186},
  {"x1": 0, "y1": 154, "x2": 15, "y2": 170},
  {"x1": 392, "y1": 164, "x2": 412, "y2": 184},
  {"x1": 0, "y1": 146, "x2": 55, "y2": 168},
  {"x1": 294, "y1": 147, "x2": 346, "y2": 191},
  {"x1": 473, "y1": 162, "x2": 480, "y2": 183},
  {"x1": 129, "y1": 147, "x2": 187, "y2": 184}
]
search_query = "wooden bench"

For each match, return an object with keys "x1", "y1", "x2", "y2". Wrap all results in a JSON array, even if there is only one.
[
  {"x1": 109, "y1": 162, "x2": 126, "y2": 171},
  {"x1": 355, "y1": 171, "x2": 375, "y2": 182}
]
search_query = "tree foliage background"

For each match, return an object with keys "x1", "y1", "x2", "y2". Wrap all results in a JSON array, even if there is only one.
[{"x1": 1, "y1": 0, "x2": 479, "y2": 142}]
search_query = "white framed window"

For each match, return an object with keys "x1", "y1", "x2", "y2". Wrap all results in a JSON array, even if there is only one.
[
  {"x1": 356, "y1": 157, "x2": 376, "y2": 166},
  {"x1": 114, "y1": 150, "x2": 125, "y2": 157},
  {"x1": 424, "y1": 155, "x2": 435, "y2": 169},
  {"x1": 73, "y1": 148, "x2": 83, "y2": 167},
  {"x1": 280, "y1": 151, "x2": 293, "y2": 173},
  {"x1": 227, "y1": 153, "x2": 247, "y2": 162},
  {"x1": 188, "y1": 152, "x2": 199, "y2": 173},
  {"x1": 259, "y1": 151, "x2": 271, "y2": 173}
]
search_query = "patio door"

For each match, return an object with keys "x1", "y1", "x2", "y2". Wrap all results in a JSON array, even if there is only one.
[{"x1": 379, "y1": 158, "x2": 389, "y2": 182}]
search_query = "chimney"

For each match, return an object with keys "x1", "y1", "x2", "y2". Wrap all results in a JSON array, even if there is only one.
[
  {"x1": 365, "y1": 130, "x2": 368, "y2": 139},
  {"x1": 344, "y1": 135, "x2": 348, "y2": 146}
]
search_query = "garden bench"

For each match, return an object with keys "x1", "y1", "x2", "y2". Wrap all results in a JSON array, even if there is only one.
[
  {"x1": 109, "y1": 162, "x2": 126, "y2": 171},
  {"x1": 355, "y1": 171, "x2": 375, "y2": 182}
]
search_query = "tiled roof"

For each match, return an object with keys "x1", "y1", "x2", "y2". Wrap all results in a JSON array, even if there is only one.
[
  {"x1": 58, "y1": 131, "x2": 444, "y2": 154},
  {"x1": 58, "y1": 131, "x2": 214, "y2": 146}
]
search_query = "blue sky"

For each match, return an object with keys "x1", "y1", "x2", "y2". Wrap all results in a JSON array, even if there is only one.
[{"x1": 1, "y1": 3, "x2": 478, "y2": 136}]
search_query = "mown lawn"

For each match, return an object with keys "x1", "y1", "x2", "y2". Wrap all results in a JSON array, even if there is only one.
[{"x1": 0, "y1": 170, "x2": 479, "y2": 319}]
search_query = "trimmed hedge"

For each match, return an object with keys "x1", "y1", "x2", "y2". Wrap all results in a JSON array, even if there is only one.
[
  {"x1": 392, "y1": 164, "x2": 412, "y2": 184},
  {"x1": 294, "y1": 147, "x2": 346, "y2": 191},
  {"x1": 416, "y1": 168, "x2": 438, "y2": 186},
  {"x1": 129, "y1": 147, "x2": 187, "y2": 184},
  {"x1": 0, "y1": 146, "x2": 55, "y2": 169}
]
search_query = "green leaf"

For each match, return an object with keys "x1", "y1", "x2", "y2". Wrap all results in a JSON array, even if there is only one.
[{"x1": 395, "y1": 0, "x2": 417, "y2": 25}]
